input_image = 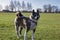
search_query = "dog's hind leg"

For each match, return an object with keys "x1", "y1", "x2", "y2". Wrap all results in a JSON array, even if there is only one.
[
  {"x1": 19, "y1": 27, "x2": 23, "y2": 37},
  {"x1": 24, "y1": 27, "x2": 29, "y2": 40}
]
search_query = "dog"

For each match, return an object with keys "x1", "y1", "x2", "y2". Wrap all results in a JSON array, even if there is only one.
[{"x1": 14, "y1": 9, "x2": 40, "y2": 40}]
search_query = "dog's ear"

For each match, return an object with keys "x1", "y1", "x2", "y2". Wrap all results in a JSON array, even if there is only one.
[
  {"x1": 32, "y1": 9, "x2": 35, "y2": 15},
  {"x1": 16, "y1": 12, "x2": 19, "y2": 16},
  {"x1": 19, "y1": 11, "x2": 23, "y2": 16},
  {"x1": 37, "y1": 9, "x2": 39, "y2": 13},
  {"x1": 37, "y1": 9, "x2": 40, "y2": 15},
  {"x1": 32, "y1": 9, "x2": 35, "y2": 13}
]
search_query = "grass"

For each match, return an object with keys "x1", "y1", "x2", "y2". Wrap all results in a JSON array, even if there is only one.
[{"x1": 0, "y1": 12, "x2": 60, "y2": 40}]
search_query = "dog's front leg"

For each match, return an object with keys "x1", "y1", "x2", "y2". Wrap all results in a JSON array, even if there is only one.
[
  {"x1": 24, "y1": 28, "x2": 29, "y2": 40},
  {"x1": 32, "y1": 31, "x2": 34, "y2": 40},
  {"x1": 32, "y1": 29, "x2": 36, "y2": 40}
]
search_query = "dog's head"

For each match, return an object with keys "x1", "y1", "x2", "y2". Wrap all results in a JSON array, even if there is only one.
[
  {"x1": 16, "y1": 11, "x2": 23, "y2": 17},
  {"x1": 16, "y1": 11, "x2": 24, "y2": 19},
  {"x1": 31, "y1": 9, "x2": 40, "y2": 20}
]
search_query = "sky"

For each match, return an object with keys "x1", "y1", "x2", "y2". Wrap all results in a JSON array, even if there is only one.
[{"x1": 0, "y1": 0, "x2": 60, "y2": 10}]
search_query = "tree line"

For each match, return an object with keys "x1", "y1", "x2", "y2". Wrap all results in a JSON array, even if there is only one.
[
  {"x1": 0, "y1": 0, "x2": 60, "y2": 13},
  {"x1": 43, "y1": 4, "x2": 60, "y2": 13},
  {"x1": 4, "y1": 0, "x2": 32, "y2": 12}
]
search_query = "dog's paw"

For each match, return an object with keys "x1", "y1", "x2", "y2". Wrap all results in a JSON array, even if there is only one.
[{"x1": 19, "y1": 35, "x2": 22, "y2": 37}]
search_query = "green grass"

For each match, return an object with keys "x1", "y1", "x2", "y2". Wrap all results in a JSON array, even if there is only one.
[{"x1": 0, "y1": 12, "x2": 60, "y2": 40}]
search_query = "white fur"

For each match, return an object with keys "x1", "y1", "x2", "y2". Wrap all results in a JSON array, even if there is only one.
[
  {"x1": 24, "y1": 31, "x2": 27, "y2": 40},
  {"x1": 32, "y1": 31, "x2": 34, "y2": 40},
  {"x1": 30, "y1": 21, "x2": 36, "y2": 30}
]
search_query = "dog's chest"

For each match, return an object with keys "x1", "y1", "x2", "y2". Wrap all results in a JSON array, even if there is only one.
[{"x1": 29, "y1": 21, "x2": 37, "y2": 30}]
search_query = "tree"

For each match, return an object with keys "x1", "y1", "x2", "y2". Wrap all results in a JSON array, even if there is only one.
[
  {"x1": 48, "y1": 4, "x2": 52, "y2": 13},
  {"x1": 43, "y1": 4, "x2": 52, "y2": 13},
  {"x1": 14, "y1": 0, "x2": 17, "y2": 11},
  {"x1": 9, "y1": 0, "x2": 15, "y2": 11},
  {"x1": 27, "y1": 2, "x2": 30, "y2": 11},
  {"x1": 0, "y1": 5, "x2": 2, "y2": 11},
  {"x1": 17, "y1": 1, "x2": 21, "y2": 11},
  {"x1": 30, "y1": 3, "x2": 32, "y2": 9},
  {"x1": 5, "y1": 5, "x2": 9, "y2": 10},
  {"x1": 27, "y1": 2, "x2": 32, "y2": 11},
  {"x1": 52, "y1": 6, "x2": 58, "y2": 13},
  {"x1": 55, "y1": 8, "x2": 58, "y2": 13},
  {"x1": 22, "y1": 1, "x2": 26, "y2": 10},
  {"x1": 43, "y1": 5, "x2": 48, "y2": 12}
]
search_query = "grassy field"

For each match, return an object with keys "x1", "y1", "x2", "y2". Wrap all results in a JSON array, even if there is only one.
[{"x1": 0, "y1": 12, "x2": 60, "y2": 40}]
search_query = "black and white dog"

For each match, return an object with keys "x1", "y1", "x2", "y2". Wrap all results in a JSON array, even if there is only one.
[{"x1": 14, "y1": 10, "x2": 40, "y2": 40}]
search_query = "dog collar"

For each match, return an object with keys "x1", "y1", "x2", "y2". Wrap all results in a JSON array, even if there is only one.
[{"x1": 30, "y1": 16, "x2": 37, "y2": 22}]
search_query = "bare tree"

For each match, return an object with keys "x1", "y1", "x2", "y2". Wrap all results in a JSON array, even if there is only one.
[
  {"x1": 48, "y1": 4, "x2": 52, "y2": 13},
  {"x1": 5, "y1": 5, "x2": 9, "y2": 10},
  {"x1": 55, "y1": 8, "x2": 58, "y2": 13},
  {"x1": 17, "y1": 1, "x2": 21, "y2": 11},
  {"x1": 43, "y1": 5, "x2": 48, "y2": 12},
  {"x1": 27, "y1": 2, "x2": 30, "y2": 11},
  {"x1": 29, "y1": 3, "x2": 32, "y2": 11},
  {"x1": 14, "y1": 0, "x2": 17, "y2": 11},
  {"x1": 22, "y1": 1, "x2": 26, "y2": 10},
  {"x1": 43, "y1": 4, "x2": 52, "y2": 13},
  {"x1": 52, "y1": 6, "x2": 58, "y2": 13},
  {"x1": 0, "y1": 5, "x2": 2, "y2": 11},
  {"x1": 27, "y1": 2, "x2": 32, "y2": 11},
  {"x1": 9, "y1": 0, "x2": 15, "y2": 11},
  {"x1": 8, "y1": 0, "x2": 32, "y2": 11}
]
